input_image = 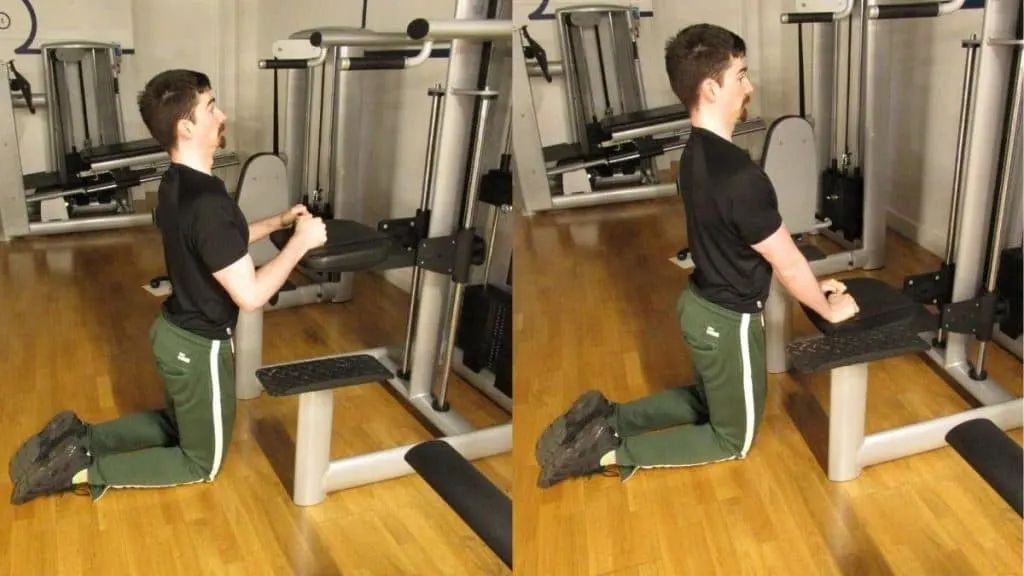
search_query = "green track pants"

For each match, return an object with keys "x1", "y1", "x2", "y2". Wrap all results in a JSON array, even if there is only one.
[
  {"x1": 612, "y1": 285, "x2": 767, "y2": 480},
  {"x1": 85, "y1": 312, "x2": 236, "y2": 499}
]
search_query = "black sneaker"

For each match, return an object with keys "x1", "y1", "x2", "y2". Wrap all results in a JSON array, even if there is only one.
[
  {"x1": 535, "y1": 390, "x2": 613, "y2": 468},
  {"x1": 9, "y1": 411, "x2": 87, "y2": 484},
  {"x1": 537, "y1": 417, "x2": 620, "y2": 488},
  {"x1": 10, "y1": 435, "x2": 91, "y2": 505}
]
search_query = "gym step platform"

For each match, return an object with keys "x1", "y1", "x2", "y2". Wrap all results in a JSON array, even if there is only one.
[
  {"x1": 796, "y1": 240, "x2": 826, "y2": 262},
  {"x1": 255, "y1": 354, "x2": 394, "y2": 397},
  {"x1": 788, "y1": 277, "x2": 939, "y2": 374},
  {"x1": 787, "y1": 323, "x2": 931, "y2": 374}
]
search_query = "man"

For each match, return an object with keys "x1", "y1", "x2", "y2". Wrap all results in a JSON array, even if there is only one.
[
  {"x1": 535, "y1": 24, "x2": 859, "y2": 487},
  {"x1": 9, "y1": 69, "x2": 328, "y2": 504}
]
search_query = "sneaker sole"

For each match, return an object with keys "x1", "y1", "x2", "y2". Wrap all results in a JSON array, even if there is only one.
[
  {"x1": 535, "y1": 391, "x2": 610, "y2": 468},
  {"x1": 9, "y1": 412, "x2": 83, "y2": 485},
  {"x1": 10, "y1": 436, "x2": 91, "y2": 505},
  {"x1": 537, "y1": 422, "x2": 620, "y2": 488}
]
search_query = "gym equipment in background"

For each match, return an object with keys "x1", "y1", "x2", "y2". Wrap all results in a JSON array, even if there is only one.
[
  {"x1": 239, "y1": 1, "x2": 513, "y2": 505},
  {"x1": 512, "y1": 4, "x2": 767, "y2": 214},
  {"x1": 0, "y1": 43, "x2": 240, "y2": 240},
  {"x1": 764, "y1": 0, "x2": 1022, "y2": 507}
]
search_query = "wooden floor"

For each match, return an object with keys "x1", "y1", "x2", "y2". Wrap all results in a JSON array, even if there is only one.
[
  {"x1": 0, "y1": 226, "x2": 511, "y2": 575},
  {"x1": 512, "y1": 197, "x2": 1023, "y2": 575}
]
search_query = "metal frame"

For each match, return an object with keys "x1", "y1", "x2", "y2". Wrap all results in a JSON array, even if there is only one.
[
  {"x1": 241, "y1": 1, "x2": 513, "y2": 506},
  {"x1": 766, "y1": 0, "x2": 1023, "y2": 482}
]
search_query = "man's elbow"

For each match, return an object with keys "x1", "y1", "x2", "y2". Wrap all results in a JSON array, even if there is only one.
[
  {"x1": 230, "y1": 287, "x2": 265, "y2": 313},
  {"x1": 236, "y1": 298, "x2": 263, "y2": 313}
]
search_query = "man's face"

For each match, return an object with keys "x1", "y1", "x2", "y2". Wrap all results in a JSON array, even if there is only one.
[
  {"x1": 704, "y1": 55, "x2": 753, "y2": 123},
  {"x1": 181, "y1": 90, "x2": 227, "y2": 152}
]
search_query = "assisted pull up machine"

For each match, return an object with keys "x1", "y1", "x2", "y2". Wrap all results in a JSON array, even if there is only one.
[
  {"x1": 238, "y1": 1, "x2": 513, "y2": 507},
  {"x1": 764, "y1": 0, "x2": 1022, "y2": 515},
  {"x1": 512, "y1": 4, "x2": 767, "y2": 214}
]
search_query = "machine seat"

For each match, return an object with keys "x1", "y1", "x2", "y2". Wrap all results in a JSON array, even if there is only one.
[
  {"x1": 270, "y1": 219, "x2": 394, "y2": 273},
  {"x1": 599, "y1": 103, "x2": 689, "y2": 135},
  {"x1": 81, "y1": 138, "x2": 164, "y2": 165}
]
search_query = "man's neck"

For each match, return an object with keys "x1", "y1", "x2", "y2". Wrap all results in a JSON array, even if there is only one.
[
  {"x1": 690, "y1": 109, "x2": 735, "y2": 142},
  {"x1": 169, "y1": 148, "x2": 214, "y2": 175}
]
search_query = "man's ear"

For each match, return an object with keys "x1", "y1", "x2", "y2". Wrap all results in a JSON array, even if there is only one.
[
  {"x1": 698, "y1": 77, "x2": 718, "y2": 105},
  {"x1": 176, "y1": 118, "x2": 192, "y2": 142}
]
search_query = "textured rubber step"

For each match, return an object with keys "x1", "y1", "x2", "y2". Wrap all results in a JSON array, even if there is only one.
[
  {"x1": 256, "y1": 354, "x2": 393, "y2": 396},
  {"x1": 787, "y1": 323, "x2": 931, "y2": 374},
  {"x1": 796, "y1": 241, "x2": 826, "y2": 262}
]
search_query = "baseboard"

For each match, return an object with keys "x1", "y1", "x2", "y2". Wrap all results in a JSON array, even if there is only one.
[{"x1": 886, "y1": 209, "x2": 946, "y2": 258}]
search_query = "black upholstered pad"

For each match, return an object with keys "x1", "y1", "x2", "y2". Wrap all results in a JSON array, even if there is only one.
[
  {"x1": 801, "y1": 277, "x2": 937, "y2": 336},
  {"x1": 270, "y1": 219, "x2": 393, "y2": 273},
  {"x1": 81, "y1": 138, "x2": 164, "y2": 164},
  {"x1": 599, "y1": 103, "x2": 689, "y2": 135}
]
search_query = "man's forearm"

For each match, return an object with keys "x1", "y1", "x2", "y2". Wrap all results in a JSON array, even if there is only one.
[
  {"x1": 248, "y1": 241, "x2": 307, "y2": 308},
  {"x1": 774, "y1": 258, "x2": 833, "y2": 322},
  {"x1": 249, "y1": 215, "x2": 285, "y2": 244}
]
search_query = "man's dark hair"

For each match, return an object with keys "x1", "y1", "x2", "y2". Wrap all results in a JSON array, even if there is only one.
[
  {"x1": 664, "y1": 24, "x2": 746, "y2": 110},
  {"x1": 138, "y1": 69, "x2": 212, "y2": 152}
]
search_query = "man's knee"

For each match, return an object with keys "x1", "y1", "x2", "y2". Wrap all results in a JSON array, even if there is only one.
[{"x1": 181, "y1": 446, "x2": 227, "y2": 481}]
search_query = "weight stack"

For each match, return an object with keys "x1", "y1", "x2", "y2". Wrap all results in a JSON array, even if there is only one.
[
  {"x1": 457, "y1": 284, "x2": 513, "y2": 398},
  {"x1": 997, "y1": 247, "x2": 1023, "y2": 339},
  {"x1": 819, "y1": 164, "x2": 864, "y2": 243}
]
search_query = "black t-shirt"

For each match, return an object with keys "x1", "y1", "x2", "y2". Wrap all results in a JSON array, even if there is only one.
[
  {"x1": 678, "y1": 127, "x2": 782, "y2": 314},
  {"x1": 156, "y1": 163, "x2": 249, "y2": 340}
]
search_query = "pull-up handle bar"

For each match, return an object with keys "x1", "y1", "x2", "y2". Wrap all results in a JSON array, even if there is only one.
[
  {"x1": 258, "y1": 49, "x2": 328, "y2": 70},
  {"x1": 781, "y1": 0, "x2": 855, "y2": 23},
  {"x1": 870, "y1": 0, "x2": 966, "y2": 19},
  {"x1": 335, "y1": 41, "x2": 436, "y2": 71},
  {"x1": 406, "y1": 18, "x2": 514, "y2": 41}
]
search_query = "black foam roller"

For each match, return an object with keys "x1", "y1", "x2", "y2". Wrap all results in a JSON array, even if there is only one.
[
  {"x1": 404, "y1": 440, "x2": 512, "y2": 568},
  {"x1": 946, "y1": 418, "x2": 1023, "y2": 517}
]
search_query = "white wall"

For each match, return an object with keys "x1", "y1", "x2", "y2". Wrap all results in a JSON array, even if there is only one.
[
  {"x1": 516, "y1": 0, "x2": 1008, "y2": 259},
  {"x1": 3, "y1": 0, "x2": 485, "y2": 292}
]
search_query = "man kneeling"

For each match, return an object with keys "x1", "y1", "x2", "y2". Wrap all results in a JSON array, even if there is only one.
[
  {"x1": 9, "y1": 69, "x2": 327, "y2": 504},
  {"x1": 534, "y1": 24, "x2": 858, "y2": 488}
]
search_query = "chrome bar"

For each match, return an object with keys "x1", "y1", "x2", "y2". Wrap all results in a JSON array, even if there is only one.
[
  {"x1": 406, "y1": 19, "x2": 513, "y2": 41},
  {"x1": 84, "y1": 149, "x2": 240, "y2": 175},
  {"x1": 28, "y1": 212, "x2": 153, "y2": 236},
  {"x1": 606, "y1": 116, "x2": 766, "y2": 147},
  {"x1": 12, "y1": 93, "x2": 48, "y2": 109}
]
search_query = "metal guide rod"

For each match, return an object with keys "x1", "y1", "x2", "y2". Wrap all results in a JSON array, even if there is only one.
[
  {"x1": 406, "y1": 19, "x2": 513, "y2": 41},
  {"x1": 936, "y1": 36, "x2": 981, "y2": 345},
  {"x1": 400, "y1": 86, "x2": 446, "y2": 378},
  {"x1": 975, "y1": 43, "x2": 1023, "y2": 373},
  {"x1": 327, "y1": 47, "x2": 341, "y2": 200},
  {"x1": 433, "y1": 89, "x2": 498, "y2": 409}
]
